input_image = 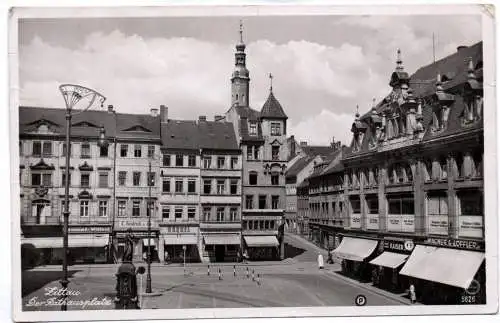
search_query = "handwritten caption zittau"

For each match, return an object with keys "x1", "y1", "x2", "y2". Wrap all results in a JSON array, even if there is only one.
[{"x1": 25, "y1": 287, "x2": 113, "y2": 309}]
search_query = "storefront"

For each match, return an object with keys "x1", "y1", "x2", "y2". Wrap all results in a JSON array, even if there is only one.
[
  {"x1": 369, "y1": 238, "x2": 414, "y2": 293},
  {"x1": 332, "y1": 235, "x2": 378, "y2": 282},
  {"x1": 114, "y1": 219, "x2": 160, "y2": 263},
  {"x1": 162, "y1": 234, "x2": 199, "y2": 263},
  {"x1": 202, "y1": 233, "x2": 241, "y2": 262},
  {"x1": 399, "y1": 237, "x2": 486, "y2": 304},
  {"x1": 243, "y1": 235, "x2": 280, "y2": 260}
]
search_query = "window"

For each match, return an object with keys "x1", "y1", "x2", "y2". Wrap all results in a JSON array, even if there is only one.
[
  {"x1": 81, "y1": 143, "x2": 90, "y2": 158},
  {"x1": 133, "y1": 172, "x2": 141, "y2": 186},
  {"x1": 254, "y1": 146, "x2": 260, "y2": 160},
  {"x1": 229, "y1": 208, "x2": 237, "y2": 221},
  {"x1": 118, "y1": 171, "x2": 126, "y2": 186},
  {"x1": 62, "y1": 143, "x2": 70, "y2": 157},
  {"x1": 162, "y1": 178, "x2": 170, "y2": 192},
  {"x1": 459, "y1": 191, "x2": 483, "y2": 216},
  {"x1": 217, "y1": 157, "x2": 225, "y2": 169},
  {"x1": 366, "y1": 196, "x2": 378, "y2": 214},
  {"x1": 264, "y1": 220, "x2": 269, "y2": 229},
  {"x1": 242, "y1": 221, "x2": 247, "y2": 230},
  {"x1": 132, "y1": 201, "x2": 141, "y2": 217},
  {"x1": 43, "y1": 142, "x2": 52, "y2": 157},
  {"x1": 216, "y1": 179, "x2": 225, "y2": 195},
  {"x1": 203, "y1": 157, "x2": 211, "y2": 169},
  {"x1": 249, "y1": 121, "x2": 257, "y2": 135},
  {"x1": 31, "y1": 173, "x2": 41, "y2": 186},
  {"x1": 61, "y1": 173, "x2": 71, "y2": 187},
  {"x1": 405, "y1": 165, "x2": 413, "y2": 182},
  {"x1": 203, "y1": 207, "x2": 211, "y2": 221},
  {"x1": 187, "y1": 207, "x2": 196, "y2": 219},
  {"x1": 175, "y1": 207, "x2": 183, "y2": 219},
  {"x1": 32, "y1": 142, "x2": 41, "y2": 156},
  {"x1": 472, "y1": 152, "x2": 483, "y2": 178},
  {"x1": 388, "y1": 195, "x2": 415, "y2": 215},
  {"x1": 271, "y1": 195, "x2": 279, "y2": 209},
  {"x1": 271, "y1": 122, "x2": 281, "y2": 136},
  {"x1": 216, "y1": 208, "x2": 224, "y2": 221},
  {"x1": 203, "y1": 179, "x2": 211, "y2": 194},
  {"x1": 246, "y1": 146, "x2": 253, "y2": 160},
  {"x1": 100, "y1": 145, "x2": 108, "y2": 157},
  {"x1": 249, "y1": 221, "x2": 254, "y2": 230},
  {"x1": 427, "y1": 193, "x2": 448, "y2": 216},
  {"x1": 230, "y1": 179, "x2": 238, "y2": 195},
  {"x1": 99, "y1": 172, "x2": 108, "y2": 188},
  {"x1": 175, "y1": 179, "x2": 183, "y2": 193},
  {"x1": 162, "y1": 206, "x2": 170, "y2": 219},
  {"x1": 249, "y1": 172, "x2": 257, "y2": 185},
  {"x1": 188, "y1": 179, "x2": 196, "y2": 193},
  {"x1": 176, "y1": 155, "x2": 184, "y2": 167},
  {"x1": 439, "y1": 157, "x2": 448, "y2": 180},
  {"x1": 120, "y1": 144, "x2": 128, "y2": 157},
  {"x1": 259, "y1": 195, "x2": 267, "y2": 209},
  {"x1": 455, "y1": 153, "x2": 464, "y2": 178},
  {"x1": 272, "y1": 146, "x2": 280, "y2": 161},
  {"x1": 230, "y1": 157, "x2": 238, "y2": 169},
  {"x1": 118, "y1": 200, "x2": 127, "y2": 217},
  {"x1": 188, "y1": 155, "x2": 196, "y2": 167},
  {"x1": 80, "y1": 201, "x2": 89, "y2": 217},
  {"x1": 147, "y1": 201, "x2": 154, "y2": 217},
  {"x1": 81, "y1": 174, "x2": 90, "y2": 188},
  {"x1": 163, "y1": 154, "x2": 171, "y2": 166},
  {"x1": 147, "y1": 172, "x2": 155, "y2": 186},
  {"x1": 271, "y1": 173, "x2": 279, "y2": 185},
  {"x1": 147, "y1": 145, "x2": 155, "y2": 158},
  {"x1": 98, "y1": 201, "x2": 108, "y2": 217},
  {"x1": 270, "y1": 221, "x2": 275, "y2": 230},
  {"x1": 245, "y1": 195, "x2": 253, "y2": 209},
  {"x1": 134, "y1": 145, "x2": 142, "y2": 158},
  {"x1": 350, "y1": 197, "x2": 361, "y2": 213}
]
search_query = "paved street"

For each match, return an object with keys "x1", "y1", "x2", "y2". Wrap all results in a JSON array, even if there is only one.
[{"x1": 22, "y1": 234, "x2": 404, "y2": 311}]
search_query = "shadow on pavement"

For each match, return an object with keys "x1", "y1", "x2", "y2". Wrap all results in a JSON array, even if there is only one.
[
  {"x1": 22, "y1": 269, "x2": 80, "y2": 297},
  {"x1": 284, "y1": 243, "x2": 305, "y2": 258}
]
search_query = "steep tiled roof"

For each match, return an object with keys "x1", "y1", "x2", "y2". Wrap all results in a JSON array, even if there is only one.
[
  {"x1": 235, "y1": 106, "x2": 264, "y2": 141},
  {"x1": 285, "y1": 155, "x2": 314, "y2": 179},
  {"x1": 302, "y1": 145, "x2": 336, "y2": 158},
  {"x1": 161, "y1": 120, "x2": 199, "y2": 150},
  {"x1": 198, "y1": 121, "x2": 239, "y2": 150},
  {"x1": 260, "y1": 91, "x2": 287, "y2": 119},
  {"x1": 115, "y1": 113, "x2": 160, "y2": 141},
  {"x1": 309, "y1": 147, "x2": 343, "y2": 178}
]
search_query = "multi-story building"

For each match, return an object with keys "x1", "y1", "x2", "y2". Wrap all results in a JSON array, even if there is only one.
[
  {"x1": 20, "y1": 106, "x2": 117, "y2": 266},
  {"x1": 306, "y1": 42, "x2": 485, "y2": 304},
  {"x1": 224, "y1": 24, "x2": 288, "y2": 260}
]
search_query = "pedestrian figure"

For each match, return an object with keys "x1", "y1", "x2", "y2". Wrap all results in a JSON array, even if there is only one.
[
  {"x1": 256, "y1": 273, "x2": 261, "y2": 285},
  {"x1": 164, "y1": 250, "x2": 169, "y2": 264},
  {"x1": 327, "y1": 249, "x2": 334, "y2": 264},
  {"x1": 236, "y1": 250, "x2": 241, "y2": 263},
  {"x1": 218, "y1": 268, "x2": 222, "y2": 280},
  {"x1": 409, "y1": 284, "x2": 417, "y2": 304},
  {"x1": 317, "y1": 253, "x2": 324, "y2": 270},
  {"x1": 207, "y1": 265, "x2": 210, "y2": 276},
  {"x1": 252, "y1": 269, "x2": 255, "y2": 281},
  {"x1": 233, "y1": 265, "x2": 236, "y2": 277},
  {"x1": 243, "y1": 250, "x2": 249, "y2": 263}
]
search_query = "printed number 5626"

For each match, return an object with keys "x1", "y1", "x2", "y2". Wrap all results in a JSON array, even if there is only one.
[{"x1": 461, "y1": 296, "x2": 476, "y2": 303}]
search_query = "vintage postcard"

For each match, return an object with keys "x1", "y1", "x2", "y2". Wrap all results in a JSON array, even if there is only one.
[{"x1": 9, "y1": 3, "x2": 498, "y2": 322}]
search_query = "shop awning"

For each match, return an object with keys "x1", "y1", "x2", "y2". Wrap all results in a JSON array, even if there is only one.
[
  {"x1": 244, "y1": 235, "x2": 279, "y2": 247},
  {"x1": 22, "y1": 234, "x2": 109, "y2": 248},
  {"x1": 399, "y1": 245, "x2": 485, "y2": 289},
  {"x1": 163, "y1": 235, "x2": 197, "y2": 245},
  {"x1": 369, "y1": 252, "x2": 408, "y2": 268},
  {"x1": 332, "y1": 237, "x2": 378, "y2": 262},
  {"x1": 203, "y1": 234, "x2": 240, "y2": 245}
]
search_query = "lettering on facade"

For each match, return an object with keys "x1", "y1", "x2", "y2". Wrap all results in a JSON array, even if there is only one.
[
  {"x1": 69, "y1": 226, "x2": 111, "y2": 234},
  {"x1": 116, "y1": 220, "x2": 148, "y2": 229},
  {"x1": 424, "y1": 237, "x2": 484, "y2": 251},
  {"x1": 383, "y1": 239, "x2": 414, "y2": 253}
]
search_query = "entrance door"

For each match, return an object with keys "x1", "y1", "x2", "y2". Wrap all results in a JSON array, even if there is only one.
[{"x1": 215, "y1": 245, "x2": 225, "y2": 262}]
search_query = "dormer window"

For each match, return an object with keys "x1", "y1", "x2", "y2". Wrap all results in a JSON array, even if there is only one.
[{"x1": 249, "y1": 121, "x2": 257, "y2": 135}]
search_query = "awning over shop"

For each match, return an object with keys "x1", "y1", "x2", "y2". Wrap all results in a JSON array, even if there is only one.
[
  {"x1": 369, "y1": 252, "x2": 408, "y2": 268},
  {"x1": 163, "y1": 235, "x2": 197, "y2": 245},
  {"x1": 244, "y1": 235, "x2": 279, "y2": 247},
  {"x1": 22, "y1": 234, "x2": 109, "y2": 248},
  {"x1": 399, "y1": 245, "x2": 485, "y2": 289},
  {"x1": 203, "y1": 234, "x2": 240, "y2": 245},
  {"x1": 332, "y1": 237, "x2": 378, "y2": 262}
]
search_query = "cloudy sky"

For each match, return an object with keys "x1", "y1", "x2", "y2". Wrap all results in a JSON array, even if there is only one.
[{"x1": 18, "y1": 14, "x2": 481, "y2": 145}]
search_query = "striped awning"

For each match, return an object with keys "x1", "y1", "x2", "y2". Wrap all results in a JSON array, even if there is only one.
[
  {"x1": 22, "y1": 234, "x2": 109, "y2": 248},
  {"x1": 203, "y1": 234, "x2": 240, "y2": 245},
  {"x1": 163, "y1": 235, "x2": 197, "y2": 245},
  {"x1": 244, "y1": 235, "x2": 279, "y2": 247}
]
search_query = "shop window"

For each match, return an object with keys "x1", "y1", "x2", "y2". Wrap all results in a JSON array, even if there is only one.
[
  {"x1": 258, "y1": 195, "x2": 267, "y2": 209},
  {"x1": 271, "y1": 173, "x2": 279, "y2": 185},
  {"x1": 188, "y1": 155, "x2": 196, "y2": 167},
  {"x1": 120, "y1": 144, "x2": 128, "y2": 157},
  {"x1": 162, "y1": 178, "x2": 171, "y2": 193},
  {"x1": 388, "y1": 194, "x2": 415, "y2": 215},
  {"x1": 80, "y1": 200, "x2": 89, "y2": 217},
  {"x1": 350, "y1": 197, "x2": 361, "y2": 214},
  {"x1": 134, "y1": 145, "x2": 142, "y2": 158},
  {"x1": 118, "y1": 171, "x2": 126, "y2": 186},
  {"x1": 427, "y1": 193, "x2": 448, "y2": 216},
  {"x1": 162, "y1": 154, "x2": 171, "y2": 166},
  {"x1": 188, "y1": 179, "x2": 196, "y2": 193},
  {"x1": 217, "y1": 157, "x2": 225, "y2": 169},
  {"x1": 133, "y1": 172, "x2": 141, "y2": 186},
  {"x1": 132, "y1": 201, "x2": 140, "y2": 217},
  {"x1": 80, "y1": 173, "x2": 90, "y2": 188},
  {"x1": 98, "y1": 200, "x2": 108, "y2": 217},
  {"x1": 458, "y1": 190, "x2": 483, "y2": 216},
  {"x1": 203, "y1": 179, "x2": 211, "y2": 194},
  {"x1": 117, "y1": 200, "x2": 127, "y2": 217},
  {"x1": 175, "y1": 179, "x2": 183, "y2": 193},
  {"x1": 176, "y1": 154, "x2": 184, "y2": 167},
  {"x1": 245, "y1": 195, "x2": 253, "y2": 209},
  {"x1": 366, "y1": 196, "x2": 378, "y2": 214},
  {"x1": 162, "y1": 206, "x2": 170, "y2": 219}
]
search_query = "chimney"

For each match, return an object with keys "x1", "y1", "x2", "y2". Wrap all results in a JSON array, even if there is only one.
[
  {"x1": 330, "y1": 136, "x2": 336, "y2": 147},
  {"x1": 300, "y1": 141, "x2": 308, "y2": 147},
  {"x1": 214, "y1": 115, "x2": 223, "y2": 122},
  {"x1": 290, "y1": 135, "x2": 296, "y2": 157},
  {"x1": 160, "y1": 105, "x2": 168, "y2": 123},
  {"x1": 457, "y1": 45, "x2": 468, "y2": 52},
  {"x1": 150, "y1": 108, "x2": 158, "y2": 117},
  {"x1": 199, "y1": 116, "x2": 207, "y2": 122},
  {"x1": 107, "y1": 104, "x2": 114, "y2": 113}
]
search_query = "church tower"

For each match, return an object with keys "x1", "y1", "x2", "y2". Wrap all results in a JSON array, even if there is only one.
[{"x1": 231, "y1": 20, "x2": 250, "y2": 107}]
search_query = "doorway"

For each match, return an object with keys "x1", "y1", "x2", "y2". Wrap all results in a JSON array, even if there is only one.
[{"x1": 215, "y1": 245, "x2": 225, "y2": 262}]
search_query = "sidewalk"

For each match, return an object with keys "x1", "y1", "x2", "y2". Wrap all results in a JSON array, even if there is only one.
[{"x1": 288, "y1": 233, "x2": 417, "y2": 305}]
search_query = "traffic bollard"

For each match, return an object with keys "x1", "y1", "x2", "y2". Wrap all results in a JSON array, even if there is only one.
[
  {"x1": 233, "y1": 265, "x2": 236, "y2": 277},
  {"x1": 252, "y1": 269, "x2": 255, "y2": 281},
  {"x1": 207, "y1": 265, "x2": 210, "y2": 276},
  {"x1": 218, "y1": 268, "x2": 222, "y2": 280},
  {"x1": 256, "y1": 273, "x2": 260, "y2": 285},
  {"x1": 246, "y1": 267, "x2": 249, "y2": 278}
]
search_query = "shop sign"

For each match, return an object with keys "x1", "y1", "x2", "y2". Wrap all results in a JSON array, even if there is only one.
[
  {"x1": 387, "y1": 214, "x2": 415, "y2": 233},
  {"x1": 69, "y1": 226, "x2": 111, "y2": 234},
  {"x1": 383, "y1": 239, "x2": 414, "y2": 253},
  {"x1": 365, "y1": 214, "x2": 379, "y2": 230},
  {"x1": 116, "y1": 219, "x2": 149, "y2": 229},
  {"x1": 116, "y1": 231, "x2": 158, "y2": 238},
  {"x1": 428, "y1": 216, "x2": 448, "y2": 236},
  {"x1": 424, "y1": 237, "x2": 484, "y2": 251},
  {"x1": 459, "y1": 216, "x2": 483, "y2": 239},
  {"x1": 350, "y1": 213, "x2": 361, "y2": 229}
]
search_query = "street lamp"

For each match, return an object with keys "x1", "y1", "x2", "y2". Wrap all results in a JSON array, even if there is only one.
[
  {"x1": 146, "y1": 158, "x2": 153, "y2": 294},
  {"x1": 59, "y1": 84, "x2": 106, "y2": 311}
]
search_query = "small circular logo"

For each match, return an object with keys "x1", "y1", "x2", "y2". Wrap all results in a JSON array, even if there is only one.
[
  {"x1": 355, "y1": 294, "x2": 367, "y2": 306},
  {"x1": 404, "y1": 240, "x2": 415, "y2": 252},
  {"x1": 465, "y1": 279, "x2": 480, "y2": 295}
]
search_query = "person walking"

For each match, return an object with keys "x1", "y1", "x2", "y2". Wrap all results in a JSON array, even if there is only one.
[
  {"x1": 317, "y1": 253, "x2": 324, "y2": 270},
  {"x1": 409, "y1": 284, "x2": 417, "y2": 304}
]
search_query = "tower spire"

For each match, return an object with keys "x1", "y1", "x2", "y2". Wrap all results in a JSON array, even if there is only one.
[
  {"x1": 269, "y1": 73, "x2": 273, "y2": 93},
  {"x1": 355, "y1": 104, "x2": 360, "y2": 119},
  {"x1": 239, "y1": 20, "x2": 243, "y2": 44},
  {"x1": 396, "y1": 48, "x2": 404, "y2": 71}
]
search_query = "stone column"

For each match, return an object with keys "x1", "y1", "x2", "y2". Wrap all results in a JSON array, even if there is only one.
[
  {"x1": 378, "y1": 163, "x2": 387, "y2": 232},
  {"x1": 463, "y1": 151, "x2": 473, "y2": 178}
]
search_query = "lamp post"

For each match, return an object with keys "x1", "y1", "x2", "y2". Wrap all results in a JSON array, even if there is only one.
[
  {"x1": 146, "y1": 158, "x2": 153, "y2": 293},
  {"x1": 59, "y1": 84, "x2": 106, "y2": 311}
]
